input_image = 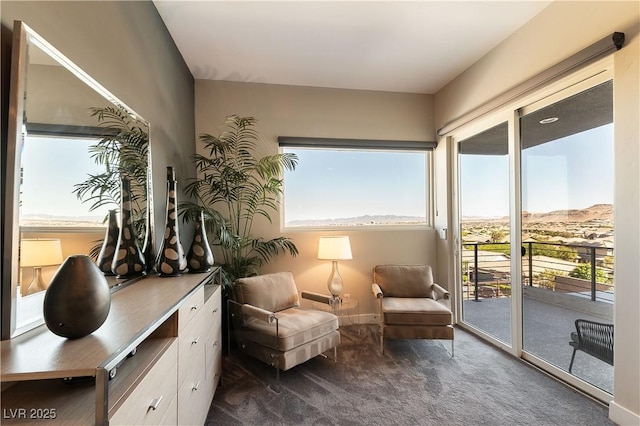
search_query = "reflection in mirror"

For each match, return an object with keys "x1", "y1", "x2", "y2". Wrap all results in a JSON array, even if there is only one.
[
  {"x1": 72, "y1": 106, "x2": 150, "y2": 257},
  {"x1": 2, "y1": 21, "x2": 152, "y2": 339}
]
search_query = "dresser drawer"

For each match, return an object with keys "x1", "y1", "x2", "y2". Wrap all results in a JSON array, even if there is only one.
[
  {"x1": 206, "y1": 325, "x2": 222, "y2": 383},
  {"x1": 177, "y1": 347, "x2": 208, "y2": 425},
  {"x1": 204, "y1": 334, "x2": 222, "y2": 405},
  {"x1": 203, "y1": 286, "x2": 222, "y2": 343},
  {"x1": 110, "y1": 341, "x2": 178, "y2": 426},
  {"x1": 178, "y1": 286, "x2": 204, "y2": 333},
  {"x1": 158, "y1": 393, "x2": 178, "y2": 425},
  {"x1": 178, "y1": 318, "x2": 206, "y2": 385}
]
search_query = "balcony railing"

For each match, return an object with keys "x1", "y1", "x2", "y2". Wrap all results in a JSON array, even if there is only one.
[{"x1": 461, "y1": 242, "x2": 614, "y2": 303}]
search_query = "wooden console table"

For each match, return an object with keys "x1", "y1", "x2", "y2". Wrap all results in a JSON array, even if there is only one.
[{"x1": 1, "y1": 270, "x2": 222, "y2": 425}]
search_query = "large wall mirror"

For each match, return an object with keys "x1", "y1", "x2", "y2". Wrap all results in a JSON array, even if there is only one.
[{"x1": 2, "y1": 21, "x2": 153, "y2": 339}]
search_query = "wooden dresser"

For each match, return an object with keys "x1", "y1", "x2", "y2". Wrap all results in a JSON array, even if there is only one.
[{"x1": 0, "y1": 271, "x2": 222, "y2": 425}]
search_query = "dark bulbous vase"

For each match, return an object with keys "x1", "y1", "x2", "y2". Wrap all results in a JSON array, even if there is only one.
[{"x1": 44, "y1": 255, "x2": 111, "y2": 339}]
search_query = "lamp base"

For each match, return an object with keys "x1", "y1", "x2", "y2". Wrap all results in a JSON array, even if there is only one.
[
  {"x1": 24, "y1": 267, "x2": 46, "y2": 296},
  {"x1": 327, "y1": 260, "x2": 343, "y2": 297}
]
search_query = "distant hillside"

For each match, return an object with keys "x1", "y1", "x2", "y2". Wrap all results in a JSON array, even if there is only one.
[
  {"x1": 463, "y1": 204, "x2": 613, "y2": 224},
  {"x1": 287, "y1": 214, "x2": 426, "y2": 227},
  {"x1": 20, "y1": 213, "x2": 105, "y2": 227},
  {"x1": 522, "y1": 204, "x2": 613, "y2": 223}
]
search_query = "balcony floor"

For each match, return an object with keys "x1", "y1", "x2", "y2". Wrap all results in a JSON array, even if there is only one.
[{"x1": 462, "y1": 294, "x2": 613, "y2": 394}]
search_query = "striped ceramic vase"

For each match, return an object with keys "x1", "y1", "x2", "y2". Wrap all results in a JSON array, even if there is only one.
[
  {"x1": 157, "y1": 167, "x2": 187, "y2": 276},
  {"x1": 111, "y1": 178, "x2": 146, "y2": 278},
  {"x1": 187, "y1": 210, "x2": 214, "y2": 273},
  {"x1": 96, "y1": 209, "x2": 118, "y2": 275}
]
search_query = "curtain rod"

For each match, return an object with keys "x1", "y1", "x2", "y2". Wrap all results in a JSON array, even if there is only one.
[{"x1": 437, "y1": 31, "x2": 624, "y2": 137}]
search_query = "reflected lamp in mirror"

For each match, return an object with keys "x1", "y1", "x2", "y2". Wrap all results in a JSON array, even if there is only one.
[
  {"x1": 20, "y1": 239, "x2": 63, "y2": 296},
  {"x1": 317, "y1": 236, "x2": 352, "y2": 298}
]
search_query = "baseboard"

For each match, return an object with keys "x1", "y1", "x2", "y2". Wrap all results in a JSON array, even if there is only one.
[
  {"x1": 609, "y1": 400, "x2": 640, "y2": 425},
  {"x1": 358, "y1": 313, "x2": 378, "y2": 324},
  {"x1": 338, "y1": 313, "x2": 377, "y2": 326}
]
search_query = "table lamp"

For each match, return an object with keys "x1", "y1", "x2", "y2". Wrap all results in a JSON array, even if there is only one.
[
  {"x1": 317, "y1": 236, "x2": 352, "y2": 298},
  {"x1": 20, "y1": 238, "x2": 64, "y2": 296}
]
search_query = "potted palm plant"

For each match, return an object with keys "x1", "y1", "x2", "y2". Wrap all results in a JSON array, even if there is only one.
[
  {"x1": 180, "y1": 115, "x2": 298, "y2": 354},
  {"x1": 179, "y1": 115, "x2": 299, "y2": 285}
]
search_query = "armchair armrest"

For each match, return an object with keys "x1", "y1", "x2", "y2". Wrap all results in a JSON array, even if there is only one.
[
  {"x1": 301, "y1": 291, "x2": 333, "y2": 305},
  {"x1": 372, "y1": 283, "x2": 384, "y2": 299},
  {"x1": 241, "y1": 303, "x2": 276, "y2": 323},
  {"x1": 431, "y1": 283, "x2": 450, "y2": 301}
]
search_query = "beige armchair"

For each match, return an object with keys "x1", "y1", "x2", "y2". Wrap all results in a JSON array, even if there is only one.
[
  {"x1": 229, "y1": 272, "x2": 340, "y2": 382},
  {"x1": 372, "y1": 265, "x2": 454, "y2": 355}
]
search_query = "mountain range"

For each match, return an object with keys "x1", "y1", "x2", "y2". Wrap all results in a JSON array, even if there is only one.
[
  {"x1": 463, "y1": 204, "x2": 613, "y2": 224},
  {"x1": 287, "y1": 214, "x2": 426, "y2": 227}
]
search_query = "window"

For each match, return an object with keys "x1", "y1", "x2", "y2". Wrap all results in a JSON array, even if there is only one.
[
  {"x1": 20, "y1": 135, "x2": 108, "y2": 228},
  {"x1": 281, "y1": 141, "x2": 432, "y2": 229}
]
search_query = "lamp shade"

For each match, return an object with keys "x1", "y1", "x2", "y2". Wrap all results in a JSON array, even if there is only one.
[
  {"x1": 20, "y1": 239, "x2": 64, "y2": 268},
  {"x1": 317, "y1": 236, "x2": 352, "y2": 260}
]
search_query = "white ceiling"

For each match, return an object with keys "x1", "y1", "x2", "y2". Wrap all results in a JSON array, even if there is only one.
[{"x1": 153, "y1": 1, "x2": 551, "y2": 94}]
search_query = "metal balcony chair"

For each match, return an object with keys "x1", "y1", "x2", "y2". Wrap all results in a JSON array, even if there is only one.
[{"x1": 568, "y1": 319, "x2": 614, "y2": 373}]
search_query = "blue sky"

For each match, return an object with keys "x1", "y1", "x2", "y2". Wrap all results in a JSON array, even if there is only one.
[
  {"x1": 21, "y1": 123, "x2": 613, "y2": 223},
  {"x1": 20, "y1": 136, "x2": 110, "y2": 219},
  {"x1": 283, "y1": 148, "x2": 426, "y2": 222},
  {"x1": 460, "y1": 124, "x2": 614, "y2": 218}
]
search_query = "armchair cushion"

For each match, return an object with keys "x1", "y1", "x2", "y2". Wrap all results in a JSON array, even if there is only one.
[
  {"x1": 373, "y1": 265, "x2": 434, "y2": 298},
  {"x1": 382, "y1": 297, "x2": 452, "y2": 326},
  {"x1": 235, "y1": 271, "x2": 299, "y2": 312},
  {"x1": 243, "y1": 307, "x2": 338, "y2": 351}
]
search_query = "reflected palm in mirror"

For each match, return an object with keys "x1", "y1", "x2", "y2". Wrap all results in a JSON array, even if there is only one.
[{"x1": 72, "y1": 106, "x2": 150, "y2": 262}]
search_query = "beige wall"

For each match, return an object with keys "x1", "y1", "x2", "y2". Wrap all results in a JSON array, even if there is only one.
[
  {"x1": 612, "y1": 21, "x2": 640, "y2": 424},
  {"x1": 195, "y1": 80, "x2": 437, "y2": 317},
  {"x1": 434, "y1": 1, "x2": 640, "y2": 422}
]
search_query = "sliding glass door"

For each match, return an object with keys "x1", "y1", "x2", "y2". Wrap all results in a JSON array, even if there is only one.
[
  {"x1": 458, "y1": 120, "x2": 512, "y2": 345},
  {"x1": 454, "y1": 62, "x2": 614, "y2": 400},
  {"x1": 520, "y1": 79, "x2": 614, "y2": 394}
]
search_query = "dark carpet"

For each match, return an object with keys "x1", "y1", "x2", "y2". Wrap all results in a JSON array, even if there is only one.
[{"x1": 205, "y1": 325, "x2": 613, "y2": 425}]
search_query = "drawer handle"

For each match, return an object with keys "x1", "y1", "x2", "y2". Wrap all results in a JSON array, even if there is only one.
[
  {"x1": 213, "y1": 340, "x2": 219, "y2": 347},
  {"x1": 148, "y1": 396, "x2": 163, "y2": 411},
  {"x1": 192, "y1": 381, "x2": 200, "y2": 391},
  {"x1": 212, "y1": 308, "x2": 219, "y2": 313},
  {"x1": 190, "y1": 304, "x2": 199, "y2": 311},
  {"x1": 191, "y1": 336, "x2": 200, "y2": 345}
]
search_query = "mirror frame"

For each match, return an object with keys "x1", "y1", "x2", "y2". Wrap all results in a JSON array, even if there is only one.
[{"x1": 2, "y1": 21, "x2": 153, "y2": 339}]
